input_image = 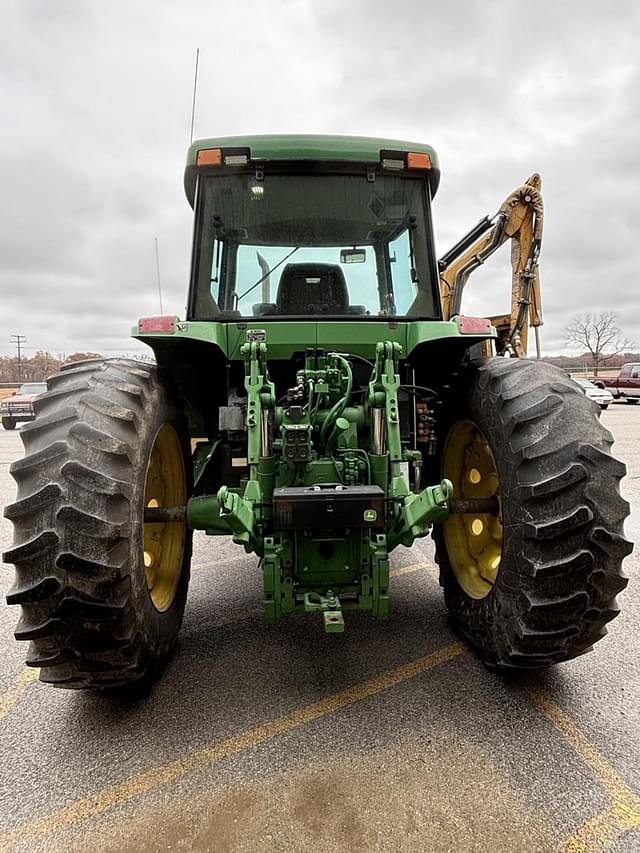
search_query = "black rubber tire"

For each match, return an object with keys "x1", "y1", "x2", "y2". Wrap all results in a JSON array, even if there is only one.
[
  {"x1": 3, "y1": 358, "x2": 193, "y2": 689},
  {"x1": 433, "y1": 357, "x2": 632, "y2": 669},
  {"x1": 600, "y1": 404, "x2": 609, "y2": 410},
  {"x1": 2, "y1": 417, "x2": 16, "y2": 430}
]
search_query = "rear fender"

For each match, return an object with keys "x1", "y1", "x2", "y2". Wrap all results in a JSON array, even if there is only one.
[{"x1": 134, "y1": 333, "x2": 228, "y2": 438}]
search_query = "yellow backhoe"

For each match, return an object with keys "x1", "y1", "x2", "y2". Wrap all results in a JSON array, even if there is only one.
[{"x1": 438, "y1": 173, "x2": 544, "y2": 357}]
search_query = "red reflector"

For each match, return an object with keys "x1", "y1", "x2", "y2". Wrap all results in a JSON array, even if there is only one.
[
  {"x1": 458, "y1": 316, "x2": 492, "y2": 334},
  {"x1": 138, "y1": 316, "x2": 176, "y2": 333}
]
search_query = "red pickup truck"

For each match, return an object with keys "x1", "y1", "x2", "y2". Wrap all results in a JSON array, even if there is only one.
[
  {"x1": 0, "y1": 382, "x2": 47, "y2": 429},
  {"x1": 592, "y1": 363, "x2": 640, "y2": 403}
]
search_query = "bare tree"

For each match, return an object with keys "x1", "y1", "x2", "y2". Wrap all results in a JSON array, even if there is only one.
[{"x1": 566, "y1": 312, "x2": 633, "y2": 376}]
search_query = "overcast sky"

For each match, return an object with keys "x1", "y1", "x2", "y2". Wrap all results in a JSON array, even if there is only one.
[{"x1": 1, "y1": 0, "x2": 638, "y2": 358}]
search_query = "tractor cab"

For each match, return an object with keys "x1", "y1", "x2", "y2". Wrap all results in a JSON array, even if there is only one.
[{"x1": 184, "y1": 135, "x2": 442, "y2": 322}]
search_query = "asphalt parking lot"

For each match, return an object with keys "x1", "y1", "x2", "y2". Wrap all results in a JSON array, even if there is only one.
[{"x1": 0, "y1": 405, "x2": 638, "y2": 853}]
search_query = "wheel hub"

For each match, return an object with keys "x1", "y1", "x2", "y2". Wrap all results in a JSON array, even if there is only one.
[
  {"x1": 441, "y1": 419, "x2": 503, "y2": 600},
  {"x1": 143, "y1": 423, "x2": 187, "y2": 611}
]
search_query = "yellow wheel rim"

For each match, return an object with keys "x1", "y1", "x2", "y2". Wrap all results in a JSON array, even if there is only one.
[
  {"x1": 441, "y1": 420, "x2": 503, "y2": 600},
  {"x1": 143, "y1": 423, "x2": 187, "y2": 612}
]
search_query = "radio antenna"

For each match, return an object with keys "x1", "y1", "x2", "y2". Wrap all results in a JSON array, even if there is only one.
[
  {"x1": 154, "y1": 236, "x2": 164, "y2": 315},
  {"x1": 189, "y1": 48, "x2": 200, "y2": 144}
]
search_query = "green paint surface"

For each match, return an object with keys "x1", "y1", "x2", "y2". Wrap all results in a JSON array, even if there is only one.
[
  {"x1": 132, "y1": 318, "x2": 493, "y2": 360},
  {"x1": 184, "y1": 133, "x2": 440, "y2": 206}
]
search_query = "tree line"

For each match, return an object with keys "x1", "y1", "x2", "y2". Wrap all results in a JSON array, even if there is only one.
[
  {"x1": 0, "y1": 312, "x2": 634, "y2": 383},
  {"x1": 0, "y1": 351, "x2": 103, "y2": 384}
]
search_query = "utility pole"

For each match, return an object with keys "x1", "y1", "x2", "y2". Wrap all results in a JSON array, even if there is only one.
[{"x1": 11, "y1": 334, "x2": 26, "y2": 382}]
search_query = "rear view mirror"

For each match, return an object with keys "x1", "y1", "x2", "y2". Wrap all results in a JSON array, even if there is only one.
[{"x1": 340, "y1": 248, "x2": 366, "y2": 264}]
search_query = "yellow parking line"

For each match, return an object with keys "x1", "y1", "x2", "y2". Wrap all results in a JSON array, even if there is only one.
[
  {"x1": 0, "y1": 562, "x2": 430, "y2": 722},
  {"x1": 192, "y1": 556, "x2": 436, "y2": 576},
  {"x1": 561, "y1": 801, "x2": 640, "y2": 853},
  {"x1": 194, "y1": 559, "x2": 432, "y2": 576},
  {"x1": 390, "y1": 561, "x2": 429, "y2": 578},
  {"x1": 400, "y1": 553, "x2": 637, "y2": 853},
  {"x1": 190, "y1": 553, "x2": 251, "y2": 572},
  {"x1": 0, "y1": 641, "x2": 465, "y2": 852},
  {"x1": 192, "y1": 563, "x2": 428, "y2": 632},
  {"x1": 0, "y1": 669, "x2": 38, "y2": 724},
  {"x1": 7, "y1": 562, "x2": 635, "y2": 853},
  {"x1": 526, "y1": 686, "x2": 639, "y2": 808},
  {"x1": 526, "y1": 685, "x2": 640, "y2": 852},
  {"x1": 398, "y1": 553, "x2": 439, "y2": 582}
]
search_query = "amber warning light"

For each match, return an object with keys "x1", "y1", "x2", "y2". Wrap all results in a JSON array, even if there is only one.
[
  {"x1": 407, "y1": 152, "x2": 432, "y2": 170},
  {"x1": 196, "y1": 148, "x2": 222, "y2": 166},
  {"x1": 138, "y1": 316, "x2": 177, "y2": 333}
]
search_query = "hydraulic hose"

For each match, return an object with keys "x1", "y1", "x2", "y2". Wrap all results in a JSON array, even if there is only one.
[{"x1": 320, "y1": 356, "x2": 353, "y2": 446}]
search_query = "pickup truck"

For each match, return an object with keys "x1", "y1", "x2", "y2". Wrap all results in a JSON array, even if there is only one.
[
  {"x1": 0, "y1": 382, "x2": 47, "y2": 429},
  {"x1": 592, "y1": 363, "x2": 640, "y2": 403}
]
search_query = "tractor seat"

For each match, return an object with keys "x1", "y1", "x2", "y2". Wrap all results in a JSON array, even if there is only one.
[{"x1": 276, "y1": 263, "x2": 349, "y2": 315}]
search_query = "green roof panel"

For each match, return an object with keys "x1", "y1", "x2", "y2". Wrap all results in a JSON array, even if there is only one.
[{"x1": 184, "y1": 133, "x2": 440, "y2": 206}]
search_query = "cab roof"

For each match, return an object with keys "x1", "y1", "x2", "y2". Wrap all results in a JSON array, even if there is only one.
[{"x1": 184, "y1": 134, "x2": 440, "y2": 207}]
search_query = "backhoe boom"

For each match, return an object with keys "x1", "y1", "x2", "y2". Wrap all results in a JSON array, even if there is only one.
[{"x1": 439, "y1": 173, "x2": 544, "y2": 357}]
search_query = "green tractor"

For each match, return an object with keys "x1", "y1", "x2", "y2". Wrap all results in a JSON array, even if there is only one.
[{"x1": 4, "y1": 135, "x2": 631, "y2": 688}]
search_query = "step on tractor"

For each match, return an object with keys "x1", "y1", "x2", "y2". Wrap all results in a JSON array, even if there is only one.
[{"x1": 4, "y1": 135, "x2": 632, "y2": 689}]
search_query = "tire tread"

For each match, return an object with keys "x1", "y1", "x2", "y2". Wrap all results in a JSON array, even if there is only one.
[
  {"x1": 3, "y1": 358, "x2": 191, "y2": 689},
  {"x1": 435, "y1": 358, "x2": 632, "y2": 668}
]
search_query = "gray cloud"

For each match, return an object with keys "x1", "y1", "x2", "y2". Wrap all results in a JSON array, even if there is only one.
[{"x1": 0, "y1": 0, "x2": 638, "y2": 358}]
